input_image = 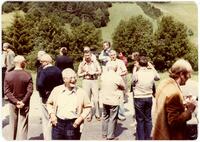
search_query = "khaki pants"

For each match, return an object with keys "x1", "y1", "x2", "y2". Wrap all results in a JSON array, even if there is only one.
[
  {"x1": 40, "y1": 99, "x2": 52, "y2": 140},
  {"x1": 9, "y1": 103, "x2": 29, "y2": 140},
  {"x1": 82, "y1": 79, "x2": 100, "y2": 118}
]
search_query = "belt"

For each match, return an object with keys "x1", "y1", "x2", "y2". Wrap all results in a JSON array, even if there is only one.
[
  {"x1": 57, "y1": 117, "x2": 76, "y2": 123},
  {"x1": 84, "y1": 75, "x2": 98, "y2": 80}
]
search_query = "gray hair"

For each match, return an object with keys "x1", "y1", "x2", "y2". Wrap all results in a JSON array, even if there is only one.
[
  {"x1": 3, "y1": 42, "x2": 13, "y2": 50},
  {"x1": 37, "y1": 50, "x2": 46, "y2": 60},
  {"x1": 40, "y1": 54, "x2": 52, "y2": 63},
  {"x1": 109, "y1": 50, "x2": 117, "y2": 56},
  {"x1": 62, "y1": 68, "x2": 77, "y2": 78}
]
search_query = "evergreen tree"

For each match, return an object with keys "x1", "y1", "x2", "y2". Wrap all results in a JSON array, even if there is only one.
[
  {"x1": 4, "y1": 12, "x2": 33, "y2": 55},
  {"x1": 71, "y1": 22, "x2": 103, "y2": 61},
  {"x1": 71, "y1": 16, "x2": 82, "y2": 27},
  {"x1": 152, "y1": 16, "x2": 194, "y2": 70},
  {"x1": 112, "y1": 15, "x2": 153, "y2": 57},
  {"x1": 32, "y1": 16, "x2": 71, "y2": 56},
  {"x1": 93, "y1": 8, "x2": 107, "y2": 28}
]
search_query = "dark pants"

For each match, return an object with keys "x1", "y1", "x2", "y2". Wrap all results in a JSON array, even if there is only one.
[
  {"x1": 2, "y1": 67, "x2": 6, "y2": 98},
  {"x1": 134, "y1": 97, "x2": 152, "y2": 140},
  {"x1": 52, "y1": 117, "x2": 81, "y2": 140},
  {"x1": 102, "y1": 104, "x2": 119, "y2": 139}
]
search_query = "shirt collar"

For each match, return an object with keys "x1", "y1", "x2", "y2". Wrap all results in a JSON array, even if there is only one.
[
  {"x1": 14, "y1": 67, "x2": 23, "y2": 70},
  {"x1": 61, "y1": 86, "x2": 77, "y2": 95},
  {"x1": 43, "y1": 64, "x2": 52, "y2": 69}
]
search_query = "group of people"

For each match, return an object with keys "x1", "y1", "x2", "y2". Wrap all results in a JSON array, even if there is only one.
[{"x1": 2, "y1": 41, "x2": 197, "y2": 140}]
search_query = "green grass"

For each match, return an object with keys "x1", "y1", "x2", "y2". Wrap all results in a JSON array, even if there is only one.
[
  {"x1": 101, "y1": 3, "x2": 155, "y2": 42},
  {"x1": 101, "y1": 2, "x2": 197, "y2": 44},
  {"x1": 153, "y1": 2, "x2": 198, "y2": 45}
]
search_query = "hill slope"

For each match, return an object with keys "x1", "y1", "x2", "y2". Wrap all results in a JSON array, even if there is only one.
[
  {"x1": 2, "y1": 2, "x2": 197, "y2": 45},
  {"x1": 101, "y1": 2, "x2": 197, "y2": 45}
]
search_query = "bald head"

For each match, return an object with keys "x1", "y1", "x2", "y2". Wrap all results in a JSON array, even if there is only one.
[
  {"x1": 62, "y1": 68, "x2": 77, "y2": 89},
  {"x1": 14, "y1": 55, "x2": 26, "y2": 69},
  {"x1": 107, "y1": 61, "x2": 118, "y2": 72}
]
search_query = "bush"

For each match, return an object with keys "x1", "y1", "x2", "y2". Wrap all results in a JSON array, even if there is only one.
[
  {"x1": 112, "y1": 15, "x2": 153, "y2": 60},
  {"x1": 152, "y1": 16, "x2": 195, "y2": 71}
]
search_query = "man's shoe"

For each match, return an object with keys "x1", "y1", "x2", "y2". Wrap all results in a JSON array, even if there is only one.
[
  {"x1": 106, "y1": 137, "x2": 119, "y2": 140},
  {"x1": 95, "y1": 116, "x2": 101, "y2": 121},
  {"x1": 102, "y1": 135, "x2": 107, "y2": 139},
  {"x1": 118, "y1": 116, "x2": 126, "y2": 121},
  {"x1": 87, "y1": 117, "x2": 92, "y2": 122}
]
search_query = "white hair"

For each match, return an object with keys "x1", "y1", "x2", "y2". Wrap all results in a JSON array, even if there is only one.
[
  {"x1": 109, "y1": 50, "x2": 117, "y2": 56},
  {"x1": 13, "y1": 55, "x2": 26, "y2": 64},
  {"x1": 37, "y1": 51, "x2": 46, "y2": 60},
  {"x1": 40, "y1": 54, "x2": 52, "y2": 63},
  {"x1": 62, "y1": 68, "x2": 76, "y2": 78}
]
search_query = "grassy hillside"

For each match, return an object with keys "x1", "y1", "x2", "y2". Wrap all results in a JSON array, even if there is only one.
[
  {"x1": 101, "y1": 2, "x2": 197, "y2": 45},
  {"x1": 101, "y1": 3, "x2": 156, "y2": 42},
  {"x1": 153, "y1": 2, "x2": 198, "y2": 45},
  {"x1": 2, "y1": 2, "x2": 197, "y2": 45}
]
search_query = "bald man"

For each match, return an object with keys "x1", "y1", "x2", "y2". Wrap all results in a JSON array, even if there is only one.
[
  {"x1": 101, "y1": 61, "x2": 125, "y2": 140},
  {"x1": 47, "y1": 68, "x2": 91, "y2": 140},
  {"x1": 4, "y1": 55, "x2": 33, "y2": 140}
]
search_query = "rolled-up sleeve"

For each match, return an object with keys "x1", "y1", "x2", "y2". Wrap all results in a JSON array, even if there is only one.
[
  {"x1": 46, "y1": 88, "x2": 57, "y2": 115},
  {"x1": 80, "y1": 91, "x2": 92, "y2": 119}
]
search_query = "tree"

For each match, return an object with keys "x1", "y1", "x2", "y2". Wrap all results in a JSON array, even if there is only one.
[
  {"x1": 4, "y1": 12, "x2": 34, "y2": 55},
  {"x1": 71, "y1": 16, "x2": 82, "y2": 27},
  {"x1": 112, "y1": 15, "x2": 153, "y2": 57},
  {"x1": 32, "y1": 15, "x2": 71, "y2": 56},
  {"x1": 3, "y1": 2, "x2": 112, "y2": 28},
  {"x1": 93, "y1": 8, "x2": 107, "y2": 28},
  {"x1": 71, "y1": 22, "x2": 103, "y2": 61},
  {"x1": 152, "y1": 16, "x2": 195, "y2": 70}
]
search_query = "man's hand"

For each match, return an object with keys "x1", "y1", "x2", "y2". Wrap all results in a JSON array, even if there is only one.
[
  {"x1": 50, "y1": 113, "x2": 57, "y2": 126},
  {"x1": 186, "y1": 102, "x2": 196, "y2": 113},
  {"x1": 16, "y1": 101, "x2": 25, "y2": 109},
  {"x1": 73, "y1": 116, "x2": 83, "y2": 128}
]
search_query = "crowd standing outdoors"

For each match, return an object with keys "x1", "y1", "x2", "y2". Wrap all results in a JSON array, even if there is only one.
[{"x1": 2, "y1": 41, "x2": 198, "y2": 140}]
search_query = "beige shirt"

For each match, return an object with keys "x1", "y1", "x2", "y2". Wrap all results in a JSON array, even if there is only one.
[
  {"x1": 100, "y1": 70, "x2": 125, "y2": 106},
  {"x1": 133, "y1": 67, "x2": 160, "y2": 98},
  {"x1": 78, "y1": 60, "x2": 101, "y2": 77},
  {"x1": 47, "y1": 85, "x2": 92, "y2": 120},
  {"x1": 56, "y1": 89, "x2": 78, "y2": 119}
]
